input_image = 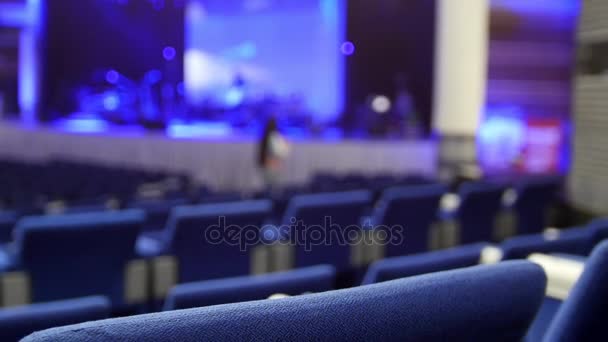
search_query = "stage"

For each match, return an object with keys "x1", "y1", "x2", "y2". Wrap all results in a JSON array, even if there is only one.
[{"x1": 0, "y1": 120, "x2": 437, "y2": 192}]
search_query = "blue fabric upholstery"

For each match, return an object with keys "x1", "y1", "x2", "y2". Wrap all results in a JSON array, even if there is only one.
[
  {"x1": 371, "y1": 184, "x2": 446, "y2": 257},
  {"x1": 0, "y1": 296, "x2": 110, "y2": 341},
  {"x1": 543, "y1": 240, "x2": 608, "y2": 341},
  {"x1": 23, "y1": 261, "x2": 546, "y2": 342},
  {"x1": 6, "y1": 210, "x2": 144, "y2": 306},
  {"x1": 129, "y1": 198, "x2": 188, "y2": 231},
  {"x1": 586, "y1": 218, "x2": 608, "y2": 254},
  {"x1": 138, "y1": 200, "x2": 272, "y2": 283},
  {"x1": 361, "y1": 242, "x2": 487, "y2": 285},
  {"x1": 0, "y1": 211, "x2": 17, "y2": 243},
  {"x1": 526, "y1": 297, "x2": 562, "y2": 342},
  {"x1": 501, "y1": 228, "x2": 590, "y2": 260},
  {"x1": 514, "y1": 177, "x2": 561, "y2": 235},
  {"x1": 282, "y1": 190, "x2": 371, "y2": 270},
  {"x1": 164, "y1": 265, "x2": 336, "y2": 310},
  {"x1": 456, "y1": 182, "x2": 506, "y2": 244}
]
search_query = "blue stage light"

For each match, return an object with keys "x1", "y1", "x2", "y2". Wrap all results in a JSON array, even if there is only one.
[
  {"x1": 144, "y1": 69, "x2": 163, "y2": 84},
  {"x1": 105, "y1": 70, "x2": 120, "y2": 84},
  {"x1": 341, "y1": 41, "x2": 355, "y2": 56},
  {"x1": 103, "y1": 93, "x2": 121, "y2": 111},
  {"x1": 163, "y1": 46, "x2": 177, "y2": 61},
  {"x1": 224, "y1": 87, "x2": 245, "y2": 108}
]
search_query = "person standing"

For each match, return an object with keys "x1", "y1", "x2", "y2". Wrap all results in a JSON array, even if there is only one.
[{"x1": 258, "y1": 117, "x2": 289, "y2": 193}]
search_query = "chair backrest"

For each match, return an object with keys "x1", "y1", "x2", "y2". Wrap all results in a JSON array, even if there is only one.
[
  {"x1": 543, "y1": 240, "x2": 608, "y2": 341},
  {"x1": 458, "y1": 182, "x2": 505, "y2": 244},
  {"x1": 514, "y1": 176, "x2": 561, "y2": 235},
  {"x1": 166, "y1": 200, "x2": 272, "y2": 283},
  {"x1": 23, "y1": 261, "x2": 547, "y2": 342},
  {"x1": 501, "y1": 228, "x2": 590, "y2": 260},
  {"x1": 164, "y1": 265, "x2": 336, "y2": 310},
  {"x1": 372, "y1": 184, "x2": 446, "y2": 257},
  {"x1": 282, "y1": 190, "x2": 371, "y2": 270},
  {"x1": 14, "y1": 210, "x2": 144, "y2": 305},
  {"x1": 129, "y1": 198, "x2": 188, "y2": 231},
  {"x1": 0, "y1": 296, "x2": 110, "y2": 341},
  {"x1": 523, "y1": 252, "x2": 585, "y2": 341},
  {"x1": 587, "y1": 218, "x2": 608, "y2": 254},
  {"x1": 362, "y1": 242, "x2": 487, "y2": 285}
]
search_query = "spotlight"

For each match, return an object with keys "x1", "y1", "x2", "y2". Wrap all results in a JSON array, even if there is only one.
[
  {"x1": 371, "y1": 95, "x2": 391, "y2": 114},
  {"x1": 340, "y1": 41, "x2": 355, "y2": 56},
  {"x1": 103, "y1": 93, "x2": 120, "y2": 111},
  {"x1": 163, "y1": 46, "x2": 177, "y2": 61},
  {"x1": 105, "y1": 70, "x2": 119, "y2": 84}
]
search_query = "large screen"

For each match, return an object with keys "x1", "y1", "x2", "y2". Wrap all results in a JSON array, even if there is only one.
[{"x1": 184, "y1": 0, "x2": 346, "y2": 123}]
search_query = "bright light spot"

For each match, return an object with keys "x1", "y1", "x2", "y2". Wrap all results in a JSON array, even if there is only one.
[
  {"x1": 371, "y1": 95, "x2": 391, "y2": 114},
  {"x1": 53, "y1": 117, "x2": 109, "y2": 133},
  {"x1": 163, "y1": 46, "x2": 177, "y2": 61},
  {"x1": 478, "y1": 110, "x2": 526, "y2": 171},
  {"x1": 186, "y1": 1, "x2": 207, "y2": 21},
  {"x1": 224, "y1": 87, "x2": 245, "y2": 107},
  {"x1": 105, "y1": 70, "x2": 119, "y2": 84},
  {"x1": 103, "y1": 93, "x2": 120, "y2": 111},
  {"x1": 340, "y1": 41, "x2": 355, "y2": 56}
]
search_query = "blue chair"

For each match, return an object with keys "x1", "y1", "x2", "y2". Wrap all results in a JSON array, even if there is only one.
[
  {"x1": 129, "y1": 198, "x2": 188, "y2": 231},
  {"x1": 0, "y1": 211, "x2": 17, "y2": 243},
  {"x1": 543, "y1": 240, "x2": 608, "y2": 341},
  {"x1": 371, "y1": 184, "x2": 446, "y2": 257},
  {"x1": 454, "y1": 182, "x2": 506, "y2": 244},
  {"x1": 137, "y1": 200, "x2": 272, "y2": 284},
  {"x1": 362, "y1": 242, "x2": 487, "y2": 284},
  {"x1": 585, "y1": 218, "x2": 608, "y2": 254},
  {"x1": 513, "y1": 176, "x2": 561, "y2": 235},
  {"x1": 23, "y1": 261, "x2": 546, "y2": 341},
  {"x1": 0, "y1": 296, "x2": 110, "y2": 341},
  {"x1": 0, "y1": 210, "x2": 146, "y2": 308},
  {"x1": 521, "y1": 251, "x2": 585, "y2": 341},
  {"x1": 164, "y1": 265, "x2": 336, "y2": 310},
  {"x1": 501, "y1": 228, "x2": 590, "y2": 260},
  {"x1": 281, "y1": 191, "x2": 371, "y2": 271}
]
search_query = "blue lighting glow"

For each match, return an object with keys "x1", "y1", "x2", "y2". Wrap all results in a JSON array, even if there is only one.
[
  {"x1": 167, "y1": 121, "x2": 234, "y2": 139},
  {"x1": 340, "y1": 41, "x2": 355, "y2": 56},
  {"x1": 162, "y1": 46, "x2": 177, "y2": 61},
  {"x1": 176, "y1": 82, "x2": 185, "y2": 96},
  {"x1": 224, "y1": 41, "x2": 257, "y2": 60},
  {"x1": 224, "y1": 87, "x2": 245, "y2": 107},
  {"x1": 105, "y1": 70, "x2": 120, "y2": 84},
  {"x1": 52, "y1": 117, "x2": 110, "y2": 134},
  {"x1": 144, "y1": 69, "x2": 163, "y2": 84},
  {"x1": 492, "y1": 0, "x2": 580, "y2": 17},
  {"x1": 185, "y1": 0, "x2": 346, "y2": 122},
  {"x1": 103, "y1": 93, "x2": 121, "y2": 111},
  {"x1": 478, "y1": 106, "x2": 526, "y2": 171}
]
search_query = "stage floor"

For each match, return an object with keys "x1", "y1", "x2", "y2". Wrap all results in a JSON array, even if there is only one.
[{"x1": 0, "y1": 119, "x2": 437, "y2": 192}]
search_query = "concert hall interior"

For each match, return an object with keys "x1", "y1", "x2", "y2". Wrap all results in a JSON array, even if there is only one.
[{"x1": 1, "y1": 0, "x2": 608, "y2": 341}]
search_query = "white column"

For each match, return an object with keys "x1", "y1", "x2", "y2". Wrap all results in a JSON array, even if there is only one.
[{"x1": 432, "y1": 0, "x2": 489, "y2": 136}]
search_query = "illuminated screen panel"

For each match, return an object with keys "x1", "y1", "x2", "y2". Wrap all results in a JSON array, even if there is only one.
[{"x1": 185, "y1": 0, "x2": 346, "y2": 123}]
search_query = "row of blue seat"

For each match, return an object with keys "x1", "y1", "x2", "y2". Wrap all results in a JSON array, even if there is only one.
[
  {"x1": 2, "y1": 262, "x2": 544, "y2": 341},
  {"x1": 3, "y1": 220, "x2": 606, "y2": 340},
  {"x1": 0, "y1": 159, "x2": 189, "y2": 211},
  {"x1": 10, "y1": 238, "x2": 608, "y2": 341},
  {"x1": 0, "y1": 177, "x2": 561, "y2": 310},
  {"x1": 363, "y1": 218, "x2": 608, "y2": 284}
]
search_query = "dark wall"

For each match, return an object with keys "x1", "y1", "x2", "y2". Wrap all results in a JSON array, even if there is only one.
[
  {"x1": 41, "y1": 0, "x2": 184, "y2": 120},
  {"x1": 345, "y1": 0, "x2": 436, "y2": 133}
]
